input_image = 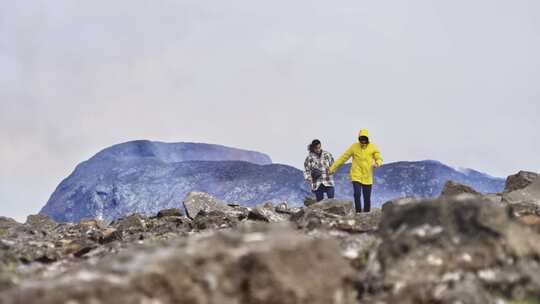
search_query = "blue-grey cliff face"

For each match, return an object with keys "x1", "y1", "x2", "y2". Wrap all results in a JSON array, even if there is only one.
[
  {"x1": 333, "y1": 160, "x2": 504, "y2": 202},
  {"x1": 40, "y1": 140, "x2": 284, "y2": 223},
  {"x1": 40, "y1": 141, "x2": 504, "y2": 223}
]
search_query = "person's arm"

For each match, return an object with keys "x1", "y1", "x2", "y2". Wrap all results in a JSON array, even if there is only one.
[
  {"x1": 373, "y1": 144, "x2": 383, "y2": 167},
  {"x1": 322, "y1": 152, "x2": 334, "y2": 174},
  {"x1": 329, "y1": 145, "x2": 353, "y2": 174},
  {"x1": 303, "y1": 157, "x2": 312, "y2": 181}
]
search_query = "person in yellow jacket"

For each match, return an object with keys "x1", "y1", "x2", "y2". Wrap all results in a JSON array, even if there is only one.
[{"x1": 329, "y1": 129, "x2": 382, "y2": 213}]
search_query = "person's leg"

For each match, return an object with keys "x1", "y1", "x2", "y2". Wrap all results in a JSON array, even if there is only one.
[
  {"x1": 319, "y1": 185, "x2": 328, "y2": 200},
  {"x1": 362, "y1": 184, "x2": 372, "y2": 212},
  {"x1": 313, "y1": 185, "x2": 324, "y2": 202},
  {"x1": 326, "y1": 186, "x2": 335, "y2": 199},
  {"x1": 352, "y1": 182, "x2": 362, "y2": 212}
]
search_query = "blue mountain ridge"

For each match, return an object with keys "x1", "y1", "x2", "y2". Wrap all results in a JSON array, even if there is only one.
[{"x1": 40, "y1": 141, "x2": 504, "y2": 223}]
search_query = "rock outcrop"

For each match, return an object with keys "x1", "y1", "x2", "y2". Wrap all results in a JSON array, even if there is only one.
[
  {"x1": 503, "y1": 177, "x2": 540, "y2": 217},
  {"x1": 5, "y1": 165, "x2": 540, "y2": 304},
  {"x1": 504, "y1": 170, "x2": 539, "y2": 193},
  {"x1": 440, "y1": 180, "x2": 480, "y2": 197},
  {"x1": 40, "y1": 141, "x2": 505, "y2": 224},
  {"x1": 1, "y1": 223, "x2": 358, "y2": 304},
  {"x1": 357, "y1": 196, "x2": 540, "y2": 303}
]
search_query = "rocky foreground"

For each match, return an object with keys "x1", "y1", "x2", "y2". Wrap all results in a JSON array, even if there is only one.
[{"x1": 1, "y1": 171, "x2": 540, "y2": 303}]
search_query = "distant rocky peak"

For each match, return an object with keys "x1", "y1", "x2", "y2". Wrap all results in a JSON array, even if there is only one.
[{"x1": 90, "y1": 140, "x2": 272, "y2": 165}]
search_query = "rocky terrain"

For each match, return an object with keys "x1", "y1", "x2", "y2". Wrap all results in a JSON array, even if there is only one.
[
  {"x1": 1, "y1": 171, "x2": 539, "y2": 303},
  {"x1": 40, "y1": 140, "x2": 504, "y2": 223}
]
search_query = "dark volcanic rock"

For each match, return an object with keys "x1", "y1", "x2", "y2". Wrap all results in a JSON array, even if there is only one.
[
  {"x1": 503, "y1": 177, "x2": 540, "y2": 204},
  {"x1": 291, "y1": 200, "x2": 371, "y2": 231},
  {"x1": 504, "y1": 170, "x2": 539, "y2": 193},
  {"x1": 381, "y1": 197, "x2": 417, "y2": 213},
  {"x1": 192, "y1": 210, "x2": 238, "y2": 230},
  {"x1": 440, "y1": 180, "x2": 480, "y2": 197},
  {"x1": 334, "y1": 211, "x2": 382, "y2": 233},
  {"x1": 248, "y1": 203, "x2": 288, "y2": 223},
  {"x1": 9, "y1": 183, "x2": 540, "y2": 303},
  {"x1": 0, "y1": 217, "x2": 21, "y2": 230},
  {"x1": 508, "y1": 203, "x2": 540, "y2": 218},
  {"x1": 0, "y1": 224, "x2": 357, "y2": 304},
  {"x1": 79, "y1": 218, "x2": 106, "y2": 230},
  {"x1": 503, "y1": 178, "x2": 540, "y2": 217},
  {"x1": 111, "y1": 214, "x2": 147, "y2": 233},
  {"x1": 304, "y1": 196, "x2": 317, "y2": 207},
  {"x1": 308, "y1": 199, "x2": 355, "y2": 216},
  {"x1": 157, "y1": 208, "x2": 183, "y2": 218},
  {"x1": 183, "y1": 192, "x2": 235, "y2": 219},
  {"x1": 25, "y1": 214, "x2": 57, "y2": 232},
  {"x1": 357, "y1": 196, "x2": 540, "y2": 303},
  {"x1": 274, "y1": 202, "x2": 289, "y2": 214},
  {"x1": 99, "y1": 228, "x2": 123, "y2": 244}
]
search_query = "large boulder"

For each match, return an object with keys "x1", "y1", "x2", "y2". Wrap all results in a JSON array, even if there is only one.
[
  {"x1": 183, "y1": 192, "x2": 235, "y2": 219},
  {"x1": 25, "y1": 214, "x2": 57, "y2": 232},
  {"x1": 291, "y1": 199, "x2": 363, "y2": 231},
  {"x1": 248, "y1": 203, "x2": 288, "y2": 223},
  {"x1": 78, "y1": 218, "x2": 106, "y2": 231},
  {"x1": 502, "y1": 178, "x2": 540, "y2": 216},
  {"x1": 381, "y1": 197, "x2": 418, "y2": 213},
  {"x1": 192, "y1": 210, "x2": 238, "y2": 230},
  {"x1": 156, "y1": 208, "x2": 183, "y2": 218},
  {"x1": 0, "y1": 225, "x2": 357, "y2": 304},
  {"x1": 274, "y1": 202, "x2": 290, "y2": 214},
  {"x1": 0, "y1": 217, "x2": 21, "y2": 230},
  {"x1": 440, "y1": 180, "x2": 480, "y2": 197},
  {"x1": 308, "y1": 199, "x2": 355, "y2": 216},
  {"x1": 334, "y1": 210, "x2": 382, "y2": 233},
  {"x1": 356, "y1": 196, "x2": 540, "y2": 303},
  {"x1": 111, "y1": 214, "x2": 147, "y2": 233},
  {"x1": 504, "y1": 170, "x2": 539, "y2": 193}
]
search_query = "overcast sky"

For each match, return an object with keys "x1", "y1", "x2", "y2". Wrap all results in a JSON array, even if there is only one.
[{"x1": 2, "y1": 0, "x2": 539, "y2": 222}]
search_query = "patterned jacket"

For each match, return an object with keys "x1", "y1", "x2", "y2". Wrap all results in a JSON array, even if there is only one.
[{"x1": 304, "y1": 150, "x2": 335, "y2": 191}]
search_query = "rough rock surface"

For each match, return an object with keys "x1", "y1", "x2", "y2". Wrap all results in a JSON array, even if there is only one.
[
  {"x1": 504, "y1": 170, "x2": 539, "y2": 193},
  {"x1": 41, "y1": 149, "x2": 504, "y2": 224},
  {"x1": 357, "y1": 196, "x2": 540, "y2": 303},
  {"x1": 291, "y1": 199, "x2": 381, "y2": 233},
  {"x1": 440, "y1": 180, "x2": 480, "y2": 197},
  {"x1": 4, "y1": 175, "x2": 540, "y2": 304},
  {"x1": 248, "y1": 203, "x2": 288, "y2": 223},
  {"x1": 1, "y1": 224, "x2": 357, "y2": 304},
  {"x1": 503, "y1": 178, "x2": 540, "y2": 217},
  {"x1": 183, "y1": 192, "x2": 236, "y2": 219}
]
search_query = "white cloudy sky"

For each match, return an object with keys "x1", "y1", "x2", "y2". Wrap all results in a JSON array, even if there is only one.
[{"x1": 1, "y1": 0, "x2": 539, "y2": 221}]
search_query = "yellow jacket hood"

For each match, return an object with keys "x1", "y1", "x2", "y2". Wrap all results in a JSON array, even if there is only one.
[
  {"x1": 358, "y1": 129, "x2": 369, "y2": 140},
  {"x1": 329, "y1": 128, "x2": 383, "y2": 185}
]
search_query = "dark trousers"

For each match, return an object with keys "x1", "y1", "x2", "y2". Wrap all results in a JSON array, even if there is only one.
[
  {"x1": 313, "y1": 184, "x2": 335, "y2": 201},
  {"x1": 352, "y1": 182, "x2": 372, "y2": 212}
]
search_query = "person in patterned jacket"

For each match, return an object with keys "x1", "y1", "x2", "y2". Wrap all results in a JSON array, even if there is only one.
[{"x1": 304, "y1": 139, "x2": 335, "y2": 201}]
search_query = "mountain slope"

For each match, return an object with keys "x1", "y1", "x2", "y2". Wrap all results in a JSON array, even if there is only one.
[
  {"x1": 333, "y1": 160, "x2": 504, "y2": 203},
  {"x1": 40, "y1": 141, "x2": 504, "y2": 223}
]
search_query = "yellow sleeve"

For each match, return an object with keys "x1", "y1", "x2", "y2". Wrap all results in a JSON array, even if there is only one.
[
  {"x1": 329, "y1": 145, "x2": 354, "y2": 173},
  {"x1": 372, "y1": 144, "x2": 383, "y2": 166}
]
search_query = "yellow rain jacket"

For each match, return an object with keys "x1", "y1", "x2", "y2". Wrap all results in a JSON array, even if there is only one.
[{"x1": 329, "y1": 129, "x2": 383, "y2": 185}]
